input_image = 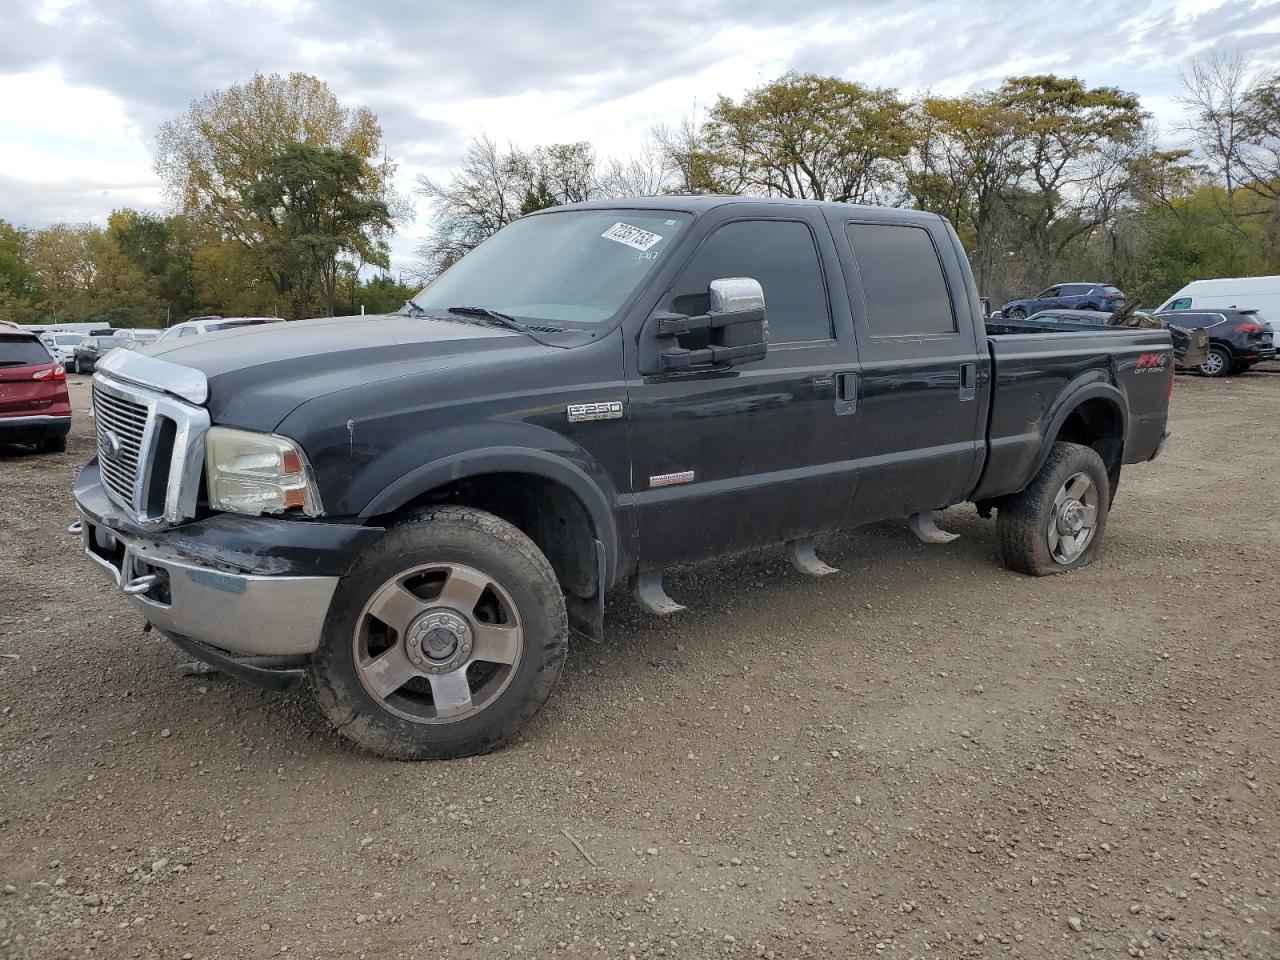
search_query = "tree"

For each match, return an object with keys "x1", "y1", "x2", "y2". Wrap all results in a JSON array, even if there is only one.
[
  {"x1": 702, "y1": 73, "x2": 912, "y2": 202},
  {"x1": 995, "y1": 75, "x2": 1146, "y2": 277},
  {"x1": 0, "y1": 220, "x2": 44, "y2": 321},
  {"x1": 416, "y1": 136, "x2": 603, "y2": 273},
  {"x1": 245, "y1": 143, "x2": 393, "y2": 319}
]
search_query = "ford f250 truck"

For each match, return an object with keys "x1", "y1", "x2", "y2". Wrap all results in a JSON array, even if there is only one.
[{"x1": 72, "y1": 197, "x2": 1174, "y2": 760}]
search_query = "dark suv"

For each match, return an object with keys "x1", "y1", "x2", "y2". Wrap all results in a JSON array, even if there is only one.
[
  {"x1": 1001, "y1": 283, "x2": 1126, "y2": 318},
  {"x1": 71, "y1": 335, "x2": 129, "y2": 374},
  {"x1": 1157, "y1": 308, "x2": 1276, "y2": 377}
]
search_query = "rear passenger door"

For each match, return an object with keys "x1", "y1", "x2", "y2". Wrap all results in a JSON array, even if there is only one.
[{"x1": 832, "y1": 216, "x2": 985, "y2": 521}]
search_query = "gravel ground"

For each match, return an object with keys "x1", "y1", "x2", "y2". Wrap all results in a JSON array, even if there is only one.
[{"x1": 1, "y1": 369, "x2": 1278, "y2": 960}]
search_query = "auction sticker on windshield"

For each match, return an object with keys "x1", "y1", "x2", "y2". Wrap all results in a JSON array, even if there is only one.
[{"x1": 601, "y1": 222, "x2": 664, "y2": 252}]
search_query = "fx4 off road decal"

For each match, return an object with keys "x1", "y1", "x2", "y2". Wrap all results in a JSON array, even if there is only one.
[{"x1": 1134, "y1": 352, "x2": 1169, "y2": 373}]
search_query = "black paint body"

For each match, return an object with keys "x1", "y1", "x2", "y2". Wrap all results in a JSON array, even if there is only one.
[{"x1": 82, "y1": 197, "x2": 1174, "y2": 589}]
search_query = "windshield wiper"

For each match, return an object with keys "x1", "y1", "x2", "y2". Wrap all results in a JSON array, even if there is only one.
[{"x1": 445, "y1": 305, "x2": 531, "y2": 334}]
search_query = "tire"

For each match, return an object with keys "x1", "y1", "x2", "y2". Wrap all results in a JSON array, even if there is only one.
[
  {"x1": 1200, "y1": 345, "x2": 1230, "y2": 378},
  {"x1": 998, "y1": 441, "x2": 1111, "y2": 576},
  {"x1": 73, "y1": 358, "x2": 81, "y2": 375},
  {"x1": 40, "y1": 436, "x2": 67, "y2": 453},
  {"x1": 1009, "y1": 307, "x2": 1028, "y2": 319},
  {"x1": 310, "y1": 506, "x2": 568, "y2": 760}
]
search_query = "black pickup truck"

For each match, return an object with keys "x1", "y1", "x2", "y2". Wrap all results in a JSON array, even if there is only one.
[{"x1": 73, "y1": 196, "x2": 1173, "y2": 759}]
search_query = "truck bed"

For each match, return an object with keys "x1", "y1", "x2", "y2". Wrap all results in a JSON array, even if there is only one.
[{"x1": 972, "y1": 328, "x2": 1174, "y2": 501}]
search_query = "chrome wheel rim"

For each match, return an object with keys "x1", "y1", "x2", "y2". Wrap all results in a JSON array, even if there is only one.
[
  {"x1": 352, "y1": 563, "x2": 523, "y2": 724},
  {"x1": 1201, "y1": 350, "x2": 1225, "y2": 376},
  {"x1": 1047, "y1": 472, "x2": 1098, "y2": 564}
]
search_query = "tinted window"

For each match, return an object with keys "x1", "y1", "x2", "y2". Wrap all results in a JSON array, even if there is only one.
[
  {"x1": 1102, "y1": 285, "x2": 1123, "y2": 296},
  {"x1": 0, "y1": 337, "x2": 52, "y2": 366},
  {"x1": 666, "y1": 219, "x2": 831, "y2": 342},
  {"x1": 847, "y1": 223, "x2": 955, "y2": 338},
  {"x1": 1163, "y1": 312, "x2": 1220, "y2": 329},
  {"x1": 1061, "y1": 285, "x2": 1088, "y2": 295}
]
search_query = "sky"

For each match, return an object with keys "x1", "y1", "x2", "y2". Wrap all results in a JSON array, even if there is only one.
[{"x1": 2, "y1": 0, "x2": 1279, "y2": 272}]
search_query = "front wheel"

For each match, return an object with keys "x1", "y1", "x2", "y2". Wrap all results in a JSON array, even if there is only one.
[
  {"x1": 310, "y1": 506, "x2": 568, "y2": 760},
  {"x1": 1200, "y1": 345, "x2": 1231, "y2": 377},
  {"x1": 998, "y1": 441, "x2": 1110, "y2": 576},
  {"x1": 1009, "y1": 307, "x2": 1028, "y2": 319},
  {"x1": 73, "y1": 358, "x2": 81, "y2": 374}
]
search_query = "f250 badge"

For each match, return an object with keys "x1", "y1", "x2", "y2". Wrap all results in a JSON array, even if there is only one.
[
  {"x1": 1134, "y1": 353, "x2": 1169, "y2": 373},
  {"x1": 566, "y1": 401, "x2": 624, "y2": 423}
]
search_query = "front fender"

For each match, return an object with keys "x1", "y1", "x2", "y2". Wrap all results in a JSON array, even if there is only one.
[{"x1": 358, "y1": 445, "x2": 621, "y2": 587}]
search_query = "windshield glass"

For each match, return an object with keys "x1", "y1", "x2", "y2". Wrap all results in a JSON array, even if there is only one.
[
  {"x1": 412, "y1": 210, "x2": 691, "y2": 326},
  {"x1": 54, "y1": 335, "x2": 81, "y2": 345}
]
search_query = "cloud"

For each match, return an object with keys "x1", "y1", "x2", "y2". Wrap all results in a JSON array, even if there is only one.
[{"x1": 2, "y1": 0, "x2": 1280, "y2": 271}]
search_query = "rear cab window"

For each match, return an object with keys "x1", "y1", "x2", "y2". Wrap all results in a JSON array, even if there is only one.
[{"x1": 0, "y1": 336, "x2": 53, "y2": 366}]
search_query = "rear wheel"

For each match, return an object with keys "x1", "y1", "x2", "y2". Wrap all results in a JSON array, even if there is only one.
[
  {"x1": 998, "y1": 441, "x2": 1110, "y2": 576},
  {"x1": 310, "y1": 506, "x2": 568, "y2": 760},
  {"x1": 1009, "y1": 307, "x2": 1028, "y2": 319},
  {"x1": 1200, "y1": 345, "x2": 1230, "y2": 377},
  {"x1": 39, "y1": 436, "x2": 66, "y2": 453}
]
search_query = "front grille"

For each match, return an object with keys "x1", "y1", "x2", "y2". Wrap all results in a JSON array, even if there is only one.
[
  {"x1": 91, "y1": 374, "x2": 211, "y2": 526},
  {"x1": 93, "y1": 387, "x2": 147, "y2": 507}
]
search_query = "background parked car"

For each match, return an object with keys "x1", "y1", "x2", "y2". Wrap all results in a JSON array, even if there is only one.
[
  {"x1": 1157, "y1": 276, "x2": 1280, "y2": 349},
  {"x1": 1158, "y1": 308, "x2": 1276, "y2": 377},
  {"x1": 40, "y1": 332, "x2": 88, "y2": 365},
  {"x1": 1001, "y1": 283, "x2": 1126, "y2": 318},
  {"x1": 70, "y1": 335, "x2": 130, "y2": 374},
  {"x1": 116, "y1": 329, "x2": 161, "y2": 344},
  {"x1": 0, "y1": 329, "x2": 70, "y2": 452},
  {"x1": 156, "y1": 316, "x2": 281, "y2": 341}
]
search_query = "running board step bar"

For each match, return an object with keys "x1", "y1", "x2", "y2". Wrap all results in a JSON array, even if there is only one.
[
  {"x1": 786, "y1": 537, "x2": 839, "y2": 577},
  {"x1": 632, "y1": 570, "x2": 686, "y2": 616},
  {"x1": 908, "y1": 511, "x2": 959, "y2": 544}
]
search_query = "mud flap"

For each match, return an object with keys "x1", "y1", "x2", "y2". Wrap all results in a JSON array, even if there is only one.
[
  {"x1": 908, "y1": 511, "x2": 960, "y2": 544},
  {"x1": 567, "y1": 539, "x2": 607, "y2": 644},
  {"x1": 786, "y1": 537, "x2": 839, "y2": 577},
  {"x1": 632, "y1": 569, "x2": 686, "y2": 616}
]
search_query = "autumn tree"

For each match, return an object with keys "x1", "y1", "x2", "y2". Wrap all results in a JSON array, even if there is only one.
[
  {"x1": 0, "y1": 220, "x2": 45, "y2": 321},
  {"x1": 245, "y1": 144, "x2": 393, "y2": 319},
  {"x1": 703, "y1": 73, "x2": 912, "y2": 202}
]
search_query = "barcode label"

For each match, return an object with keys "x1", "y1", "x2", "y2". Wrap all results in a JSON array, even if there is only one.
[{"x1": 601, "y1": 222, "x2": 663, "y2": 251}]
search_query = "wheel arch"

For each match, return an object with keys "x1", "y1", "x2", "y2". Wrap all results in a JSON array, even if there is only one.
[
  {"x1": 360, "y1": 447, "x2": 622, "y2": 606},
  {"x1": 1035, "y1": 383, "x2": 1127, "y2": 497}
]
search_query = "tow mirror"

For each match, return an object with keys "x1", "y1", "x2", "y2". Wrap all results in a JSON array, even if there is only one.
[{"x1": 641, "y1": 277, "x2": 769, "y2": 374}]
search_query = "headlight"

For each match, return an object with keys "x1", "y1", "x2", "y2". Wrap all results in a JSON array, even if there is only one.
[{"x1": 205, "y1": 427, "x2": 323, "y2": 517}]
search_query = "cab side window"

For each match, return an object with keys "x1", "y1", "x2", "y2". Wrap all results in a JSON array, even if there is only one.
[
  {"x1": 846, "y1": 222, "x2": 956, "y2": 338},
  {"x1": 1169, "y1": 297, "x2": 1192, "y2": 310},
  {"x1": 665, "y1": 219, "x2": 832, "y2": 343}
]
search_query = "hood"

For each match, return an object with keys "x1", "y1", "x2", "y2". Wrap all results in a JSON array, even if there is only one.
[{"x1": 140, "y1": 314, "x2": 540, "y2": 431}]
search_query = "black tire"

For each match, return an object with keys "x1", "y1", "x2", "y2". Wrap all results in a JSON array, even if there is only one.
[
  {"x1": 310, "y1": 506, "x2": 568, "y2": 760},
  {"x1": 40, "y1": 436, "x2": 67, "y2": 453},
  {"x1": 73, "y1": 358, "x2": 81, "y2": 375},
  {"x1": 1009, "y1": 307, "x2": 1028, "y2": 319},
  {"x1": 1200, "y1": 345, "x2": 1231, "y2": 378},
  {"x1": 998, "y1": 441, "x2": 1111, "y2": 576}
]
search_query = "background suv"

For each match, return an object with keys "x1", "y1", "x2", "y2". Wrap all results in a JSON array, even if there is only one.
[
  {"x1": 1001, "y1": 283, "x2": 1126, "y2": 318},
  {"x1": 1158, "y1": 308, "x2": 1276, "y2": 377},
  {"x1": 0, "y1": 329, "x2": 70, "y2": 452},
  {"x1": 156, "y1": 316, "x2": 280, "y2": 341}
]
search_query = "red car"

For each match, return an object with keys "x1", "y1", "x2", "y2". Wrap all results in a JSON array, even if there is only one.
[{"x1": 0, "y1": 329, "x2": 71, "y2": 452}]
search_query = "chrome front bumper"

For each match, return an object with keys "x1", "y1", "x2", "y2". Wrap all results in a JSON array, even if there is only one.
[{"x1": 74, "y1": 512, "x2": 338, "y2": 657}]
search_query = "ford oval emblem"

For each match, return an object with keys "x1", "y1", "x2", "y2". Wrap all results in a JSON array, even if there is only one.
[{"x1": 101, "y1": 429, "x2": 122, "y2": 461}]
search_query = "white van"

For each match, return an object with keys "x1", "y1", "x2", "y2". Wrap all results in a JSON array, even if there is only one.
[{"x1": 1157, "y1": 276, "x2": 1280, "y2": 347}]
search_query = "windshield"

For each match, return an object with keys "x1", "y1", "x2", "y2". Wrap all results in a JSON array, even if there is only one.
[
  {"x1": 54, "y1": 335, "x2": 81, "y2": 345},
  {"x1": 412, "y1": 210, "x2": 691, "y2": 326}
]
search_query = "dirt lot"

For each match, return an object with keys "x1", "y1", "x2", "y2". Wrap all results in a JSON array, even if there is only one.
[{"x1": 2, "y1": 369, "x2": 1278, "y2": 960}]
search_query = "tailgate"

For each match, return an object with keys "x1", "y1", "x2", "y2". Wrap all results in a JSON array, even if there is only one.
[{"x1": 0, "y1": 364, "x2": 58, "y2": 414}]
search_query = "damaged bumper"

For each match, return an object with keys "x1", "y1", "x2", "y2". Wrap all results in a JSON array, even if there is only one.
[{"x1": 73, "y1": 461, "x2": 380, "y2": 659}]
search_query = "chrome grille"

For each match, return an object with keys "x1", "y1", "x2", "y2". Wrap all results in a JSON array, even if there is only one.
[
  {"x1": 93, "y1": 386, "x2": 147, "y2": 507},
  {"x1": 90, "y1": 372, "x2": 211, "y2": 526}
]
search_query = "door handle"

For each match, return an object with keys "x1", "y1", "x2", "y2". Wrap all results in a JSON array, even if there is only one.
[
  {"x1": 959, "y1": 362, "x2": 976, "y2": 401},
  {"x1": 835, "y1": 371, "x2": 857, "y2": 415}
]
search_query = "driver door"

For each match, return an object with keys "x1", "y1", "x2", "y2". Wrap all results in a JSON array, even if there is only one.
[{"x1": 624, "y1": 207, "x2": 861, "y2": 568}]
